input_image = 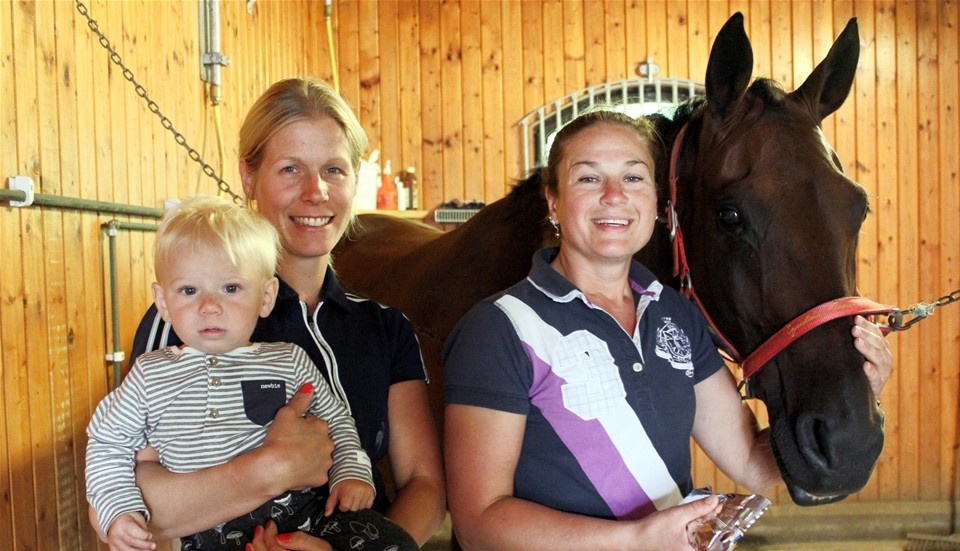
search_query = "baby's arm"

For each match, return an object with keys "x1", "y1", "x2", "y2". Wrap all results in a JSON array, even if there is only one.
[
  {"x1": 326, "y1": 478, "x2": 376, "y2": 515},
  {"x1": 86, "y1": 359, "x2": 152, "y2": 540},
  {"x1": 107, "y1": 512, "x2": 156, "y2": 551}
]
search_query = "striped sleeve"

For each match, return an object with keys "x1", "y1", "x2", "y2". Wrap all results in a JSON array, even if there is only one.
[{"x1": 85, "y1": 360, "x2": 151, "y2": 536}]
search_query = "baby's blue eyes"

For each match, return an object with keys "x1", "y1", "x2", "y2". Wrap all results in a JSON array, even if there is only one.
[{"x1": 176, "y1": 285, "x2": 240, "y2": 295}]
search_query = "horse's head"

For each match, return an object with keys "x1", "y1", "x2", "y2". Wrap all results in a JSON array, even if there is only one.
[{"x1": 667, "y1": 13, "x2": 883, "y2": 505}]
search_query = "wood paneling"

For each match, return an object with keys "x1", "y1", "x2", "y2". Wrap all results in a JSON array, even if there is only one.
[{"x1": 1, "y1": 2, "x2": 957, "y2": 549}]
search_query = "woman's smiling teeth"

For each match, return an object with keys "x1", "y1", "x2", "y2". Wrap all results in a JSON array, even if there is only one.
[
  {"x1": 593, "y1": 218, "x2": 630, "y2": 227},
  {"x1": 292, "y1": 216, "x2": 332, "y2": 227}
]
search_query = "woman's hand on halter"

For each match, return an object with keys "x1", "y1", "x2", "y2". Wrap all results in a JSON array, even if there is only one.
[{"x1": 852, "y1": 315, "x2": 893, "y2": 399}]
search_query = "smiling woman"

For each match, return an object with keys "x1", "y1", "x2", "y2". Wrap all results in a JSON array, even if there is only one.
[
  {"x1": 240, "y1": 117, "x2": 358, "y2": 273},
  {"x1": 542, "y1": 111, "x2": 660, "y2": 289},
  {"x1": 99, "y1": 78, "x2": 446, "y2": 551}
]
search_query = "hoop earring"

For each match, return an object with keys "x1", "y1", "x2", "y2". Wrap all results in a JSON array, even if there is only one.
[{"x1": 549, "y1": 217, "x2": 560, "y2": 240}]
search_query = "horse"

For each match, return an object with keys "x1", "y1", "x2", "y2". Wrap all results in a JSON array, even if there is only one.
[{"x1": 333, "y1": 12, "x2": 884, "y2": 506}]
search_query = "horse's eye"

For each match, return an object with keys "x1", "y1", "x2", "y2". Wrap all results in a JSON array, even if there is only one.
[{"x1": 718, "y1": 206, "x2": 741, "y2": 226}]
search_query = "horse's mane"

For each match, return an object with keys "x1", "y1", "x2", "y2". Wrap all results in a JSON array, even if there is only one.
[
  {"x1": 509, "y1": 170, "x2": 543, "y2": 198},
  {"x1": 749, "y1": 78, "x2": 788, "y2": 103},
  {"x1": 499, "y1": 171, "x2": 546, "y2": 221},
  {"x1": 653, "y1": 77, "x2": 787, "y2": 134}
]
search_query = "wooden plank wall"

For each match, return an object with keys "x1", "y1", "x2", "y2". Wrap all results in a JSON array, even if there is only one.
[{"x1": 1, "y1": 1, "x2": 957, "y2": 549}]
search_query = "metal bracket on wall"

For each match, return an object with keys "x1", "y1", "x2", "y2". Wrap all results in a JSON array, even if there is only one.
[
  {"x1": 199, "y1": 0, "x2": 231, "y2": 105},
  {"x1": 6, "y1": 175, "x2": 35, "y2": 207}
]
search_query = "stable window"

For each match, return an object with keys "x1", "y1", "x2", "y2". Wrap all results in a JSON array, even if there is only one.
[{"x1": 518, "y1": 78, "x2": 705, "y2": 173}]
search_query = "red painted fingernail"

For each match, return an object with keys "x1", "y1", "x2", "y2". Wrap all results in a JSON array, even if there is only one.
[
  {"x1": 276, "y1": 534, "x2": 293, "y2": 544},
  {"x1": 299, "y1": 383, "x2": 314, "y2": 394},
  {"x1": 254, "y1": 525, "x2": 262, "y2": 537}
]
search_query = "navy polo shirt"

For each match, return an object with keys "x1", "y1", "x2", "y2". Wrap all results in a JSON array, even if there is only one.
[{"x1": 444, "y1": 248, "x2": 724, "y2": 520}]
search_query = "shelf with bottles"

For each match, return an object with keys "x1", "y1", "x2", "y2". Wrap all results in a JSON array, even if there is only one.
[{"x1": 357, "y1": 151, "x2": 422, "y2": 214}]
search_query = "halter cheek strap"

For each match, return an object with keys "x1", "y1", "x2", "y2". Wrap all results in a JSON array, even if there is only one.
[{"x1": 666, "y1": 122, "x2": 894, "y2": 395}]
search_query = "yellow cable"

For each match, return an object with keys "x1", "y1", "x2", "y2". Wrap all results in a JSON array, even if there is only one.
[{"x1": 212, "y1": 102, "x2": 227, "y2": 197}]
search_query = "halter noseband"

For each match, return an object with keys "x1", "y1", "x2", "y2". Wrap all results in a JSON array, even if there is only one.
[{"x1": 666, "y1": 122, "x2": 893, "y2": 395}]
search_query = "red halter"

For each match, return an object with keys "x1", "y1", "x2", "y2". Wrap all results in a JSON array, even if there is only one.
[{"x1": 665, "y1": 122, "x2": 893, "y2": 389}]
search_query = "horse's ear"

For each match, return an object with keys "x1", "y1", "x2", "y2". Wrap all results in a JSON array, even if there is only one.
[
  {"x1": 791, "y1": 18, "x2": 860, "y2": 122},
  {"x1": 705, "y1": 12, "x2": 753, "y2": 119}
]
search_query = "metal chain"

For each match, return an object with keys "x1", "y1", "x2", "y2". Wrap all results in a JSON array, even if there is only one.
[
  {"x1": 886, "y1": 289, "x2": 960, "y2": 331},
  {"x1": 74, "y1": 0, "x2": 243, "y2": 205}
]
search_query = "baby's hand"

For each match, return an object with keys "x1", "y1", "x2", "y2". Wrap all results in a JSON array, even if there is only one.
[
  {"x1": 107, "y1": 512, "x2": 156, "y2": 551},
  {"x1": 325, "y1": 479, "x2": 375, "y2": 515}
]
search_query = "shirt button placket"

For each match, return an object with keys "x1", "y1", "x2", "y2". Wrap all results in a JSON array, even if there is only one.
[{"x1": 206, "y1": 355, "x2": 220, "y2": 420}]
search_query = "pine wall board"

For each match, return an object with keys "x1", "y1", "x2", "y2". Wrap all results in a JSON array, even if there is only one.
[{"x1": 1, "y1": 2, "x2": 957, "y2": 549}]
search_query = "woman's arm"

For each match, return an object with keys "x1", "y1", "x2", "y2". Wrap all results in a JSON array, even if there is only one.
[
  {"x1": 382, "y1": 379, "x2": 446, "y2": 546},
  {"x1": 445, "y1": 404, "x2": 721, "y2": 551},
  {"x1": 135, "y1": 388, "x2": 334, "y2": 540},
  {"x1": 690, "y1": 368, "x2": 781, "y2": 494}
]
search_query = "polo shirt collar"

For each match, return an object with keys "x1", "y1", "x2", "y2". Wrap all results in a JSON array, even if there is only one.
[{"x1": 274, "y1": 266, "x2": 355, "y2": 312}]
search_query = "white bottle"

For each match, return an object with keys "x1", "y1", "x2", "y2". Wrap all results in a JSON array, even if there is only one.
[{"x1": 406, "y1": 166, "x2": 419, "y2": 210}]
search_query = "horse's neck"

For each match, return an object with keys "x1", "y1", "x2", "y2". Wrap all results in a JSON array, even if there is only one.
[
  {"x1": 433, "y1": 200, "x2": 546, "y2": 284},
  {"x1": 635, "y1": 226, "x2": 677, "y2": 288},
  {"x1": 440, "y1": 212, "x2": 541, "y2": 265}
]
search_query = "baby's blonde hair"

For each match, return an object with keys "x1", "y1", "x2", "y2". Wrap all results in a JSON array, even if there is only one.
[{"x1": 154, "y1": 196, "x2": 280, "y2": 281}]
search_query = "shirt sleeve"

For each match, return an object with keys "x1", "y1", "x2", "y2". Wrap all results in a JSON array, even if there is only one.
[
  {"x1": 382, "y1": 306, "x2": 428, "y2": 385},
  {"x1": 442, "y1": 299, "x2": 534, "y2": 415},
  {"x1": 85, "y1": 359, "x2": 151, "y2": 536},
  {"x1": 679, "y1": 296, "x2": 726, "y2": 384},
  {"x1": 292, "y1": 345, "x2": 374, "y2": 491}
]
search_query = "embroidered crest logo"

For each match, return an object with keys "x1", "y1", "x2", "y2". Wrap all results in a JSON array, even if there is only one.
[{"x1": 655, "y1": 318, "x2": 694, "y2": 376}]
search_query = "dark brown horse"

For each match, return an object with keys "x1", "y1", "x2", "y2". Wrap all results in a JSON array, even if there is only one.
[{"x1": 333, "y1": 13, "x2": 883, "y2": 506}]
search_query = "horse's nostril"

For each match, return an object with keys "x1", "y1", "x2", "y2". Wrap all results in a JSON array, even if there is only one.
[
  {"x1": 797, "y1": 414, "x2": 836, "y2": 472},
  {"x1": 812, "y1": 417, "x2": 834, "y2": 466}
]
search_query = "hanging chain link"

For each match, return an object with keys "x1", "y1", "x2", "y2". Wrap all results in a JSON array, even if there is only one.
[
  {"x1": 886, "y1": 289, "x2": 960, "y2": 331},
  {"x1": 75, "y1": 0, "x2": 243, "y2": 204}
]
